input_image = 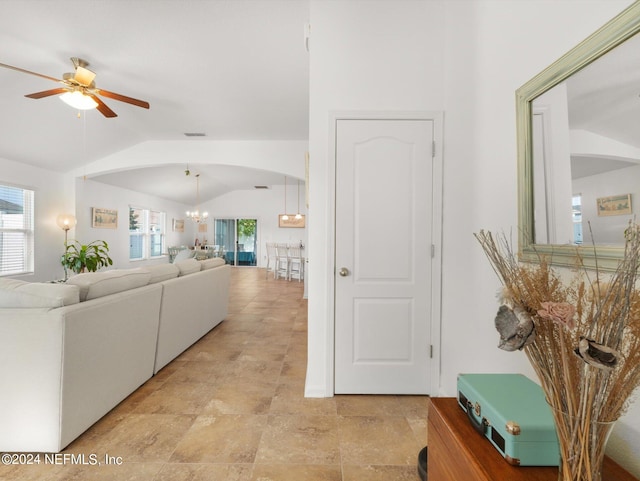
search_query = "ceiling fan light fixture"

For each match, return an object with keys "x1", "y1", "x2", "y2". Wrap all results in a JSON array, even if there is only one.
[
  {"x1": 59, "y1": 90, "x2": 98, "y2": 110},
  {"x1": 73, "y1": 65, "x2": 96, "y2": 87}
]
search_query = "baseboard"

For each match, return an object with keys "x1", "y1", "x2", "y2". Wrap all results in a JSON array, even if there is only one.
[{"x1": 304, "y1": 385, "x2": 332, "y2": 398}]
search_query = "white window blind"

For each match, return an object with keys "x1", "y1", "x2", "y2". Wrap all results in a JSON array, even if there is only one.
[{"x1": 0, "y1": 184, "x2": 35, "y2": 276}]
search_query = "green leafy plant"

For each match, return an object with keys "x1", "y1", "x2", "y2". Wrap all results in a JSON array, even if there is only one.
[
  {"x1": 61, "y1": 240, "x2": 113, "y2": 274},
  {"x1": 237, "y1": 219, "x2": 256, "y2": 238},
  {"x1": 129, "y1": 208, "x2": 140, "y2": 230}
]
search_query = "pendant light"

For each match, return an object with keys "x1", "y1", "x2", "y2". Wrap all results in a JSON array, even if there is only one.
[
  {"x1": 281, "y1": 176, "x2": 289, "y2": 221},
  {"x1": 295, "y1": 179, "x2": 302, "y2": 220}
]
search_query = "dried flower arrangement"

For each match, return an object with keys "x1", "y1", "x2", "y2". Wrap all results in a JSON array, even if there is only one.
[{"x1": 475, "y1": 228, "x2": 640, "y2": 481}]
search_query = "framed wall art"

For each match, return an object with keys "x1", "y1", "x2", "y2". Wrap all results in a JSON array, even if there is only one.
[
  {"x1": 92, "y1": 208, "x2": 118, "y2": 229},
  {"x1": 172, "y1": 218, "x2": 185, "y2": 232},
  {"x1": 596, "y1": 194, "x2": 632, "y2": 216}
]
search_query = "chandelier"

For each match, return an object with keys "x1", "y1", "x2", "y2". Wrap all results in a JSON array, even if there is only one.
[{"x1": 186, "y1": 173, "x2": 208, "y2": 223}]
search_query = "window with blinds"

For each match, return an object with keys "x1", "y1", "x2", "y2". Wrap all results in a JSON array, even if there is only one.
[{"x1": 0, "y1": 184, "x2": 35, "y2": 276}]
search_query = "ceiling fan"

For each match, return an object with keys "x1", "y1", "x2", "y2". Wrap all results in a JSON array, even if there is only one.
[{"x1": 0, "y1": 57, "x2": 150, "y2": 118}]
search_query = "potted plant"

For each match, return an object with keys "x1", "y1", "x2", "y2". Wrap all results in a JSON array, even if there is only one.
[{"x1": 61, "y1": 240, "x2": 113, "y2": 274}]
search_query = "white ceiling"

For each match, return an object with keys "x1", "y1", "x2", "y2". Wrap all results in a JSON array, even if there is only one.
[
  {"x1": 567, "y1": 30, "x2": 640, "y2": 149},
  {"x1": 0, "y1": 0, "x2": 309, "y2": 204},
  {"x1": 566, "y1": 28, "x2": 640, "y2": 179}
]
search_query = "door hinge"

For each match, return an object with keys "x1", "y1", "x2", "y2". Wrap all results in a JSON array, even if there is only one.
[
  {"x1": 304, "y1": 23, "x2": 311, "y2": 52},
  {"x1": 431, "y1": 244, "x2": 435, "y2": 258},
  {"x1": 430, "y1": 345, "x2": 434, "y2": 359},
  {"x1": 432, "y1": 140, "x2": 436, "y2": 158}
]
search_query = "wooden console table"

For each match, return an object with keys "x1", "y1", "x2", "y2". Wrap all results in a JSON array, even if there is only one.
[{"x1": 427, "y1": 397, "x2": 637, "y2": 481}]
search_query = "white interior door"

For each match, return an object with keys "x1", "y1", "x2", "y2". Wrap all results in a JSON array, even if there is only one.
[{"x1": 334, "y1": 118, "x2": 433, "y2": 394}]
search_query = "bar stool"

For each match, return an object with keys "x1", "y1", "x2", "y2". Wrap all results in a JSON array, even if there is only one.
[
  {"x1": 265, "y1": 242, "x2": 278, "y2": 278},
  {"x1": 287, "y1": 244, "x2": 304, "y2": 282},
  {"x1": 275, "y1": 243, "x2": 290, "y2": 280}
]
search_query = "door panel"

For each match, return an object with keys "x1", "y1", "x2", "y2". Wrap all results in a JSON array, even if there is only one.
[
  {"x1": 354, "y1": 299, "x2": 413, "y2": 361},
  {"x1": 354, "y1": 138, "x2": 414, "y2": 282},
  {"x1": 334, "y1": 119, "x2": 433, "y2": 394}
]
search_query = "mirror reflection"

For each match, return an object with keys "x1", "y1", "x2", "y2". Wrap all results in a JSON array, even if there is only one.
[{"x1": 532, "y1": 30, "x2": 640, "y2": 247}]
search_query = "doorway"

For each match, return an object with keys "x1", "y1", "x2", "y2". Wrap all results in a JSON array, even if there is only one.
[{"x1": 214, "y1": 218, "x2": 258, "y2": 266}]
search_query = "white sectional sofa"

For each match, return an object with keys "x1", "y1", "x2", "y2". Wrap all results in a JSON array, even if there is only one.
[
  {"x1": 154, "y1": 258, "x2": 231, "y2": 373},
  {"x1": 0, "y1": 257, "x2": 230, "y2": 453}
]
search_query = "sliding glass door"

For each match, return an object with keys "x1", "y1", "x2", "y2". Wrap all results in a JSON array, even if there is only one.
[{"x1": 214, "y1": 218, "x2": 257, "y2": 266}]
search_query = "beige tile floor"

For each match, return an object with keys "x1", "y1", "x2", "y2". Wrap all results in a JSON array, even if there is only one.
[{"x1": 0, "y1": 267, "x2": 428, "y2": 481}]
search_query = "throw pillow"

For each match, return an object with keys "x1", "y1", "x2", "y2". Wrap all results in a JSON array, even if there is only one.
[
  {"x1": 172, "y1": 249, "x2": 195, "y2": 263},
  {"x1": 175, "y1": 258, "x2": 202, "y2": 276}
]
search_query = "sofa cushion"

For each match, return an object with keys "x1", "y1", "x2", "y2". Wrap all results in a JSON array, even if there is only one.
[
  {"x1": 0, "y1": 278, "x2": 80, "y2": 308},
  {"x1": 200, "y1": 257, "x2": 226, "y2": 270},
  {"x1": 145, "y1": 264, "x2": 180, "y2": 284},
  {"x1": 66, "y1": 268, "x2": 151, "y2": 301},
  {"x1": 175, "y1": 258, "x2": 202, "y2": 276}
]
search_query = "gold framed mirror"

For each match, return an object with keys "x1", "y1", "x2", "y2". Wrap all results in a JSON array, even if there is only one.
[{"x1": 517, "y1": 2, "x2": 640, "y2": 270}]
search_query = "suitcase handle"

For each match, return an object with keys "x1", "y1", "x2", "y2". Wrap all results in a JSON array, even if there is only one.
[{"x1": 466, "y1": 401, "x2": 487, "y2": 435}]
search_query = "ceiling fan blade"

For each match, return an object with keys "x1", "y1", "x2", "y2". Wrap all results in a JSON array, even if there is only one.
[
  {"x1": 96, "y1": 89, "x2": 150, "y2": 109},
  {"x1": 0, "y1": 62, "x2": 62, "y2": 83},
  {"x1": 89, "y1": 94, "x2": 118, "y2": 118},
  {"x1": 25, "y1": 87, "x2": 69, "y2": 99}
]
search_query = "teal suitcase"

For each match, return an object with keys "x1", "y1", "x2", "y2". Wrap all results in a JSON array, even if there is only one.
[{"x1": 457, "y1": 373, "x2": 560, "y2": 466}]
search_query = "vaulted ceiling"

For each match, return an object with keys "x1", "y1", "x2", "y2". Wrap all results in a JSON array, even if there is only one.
[{"x1": 0, "y1": 0, "x2": 309, "y2": 204}]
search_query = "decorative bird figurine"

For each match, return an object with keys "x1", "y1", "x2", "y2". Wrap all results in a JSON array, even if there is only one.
[
  {"x1": 494, "y1": 305, "x2": 536, "y2": 351},
  {"x1": 575, "y1": 337, "x2": 618, "y2": 371}
]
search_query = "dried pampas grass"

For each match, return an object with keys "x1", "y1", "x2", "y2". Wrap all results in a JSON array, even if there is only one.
[{"x1": 475, "y1": 227, "x2": 640, "y2": 480}]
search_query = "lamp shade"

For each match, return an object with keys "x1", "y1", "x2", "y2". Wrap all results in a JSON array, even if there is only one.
[
  {"x1": 56, "y1": 214, "x2": 77, "y2": 230},
  {"x1": 60, "y1": 91, "x2": 98, "y2": 110}
]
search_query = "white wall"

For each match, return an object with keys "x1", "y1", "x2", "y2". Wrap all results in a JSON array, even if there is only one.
[
  {"x1": 73, "y1": 178, "x2": 194, "y2": 268},
  {"x1": 440, "y1": 2, "x2": 638, "y2": 474},
  {"x1": 206, "y1": 183, "x2": 307, "y2": 268},
  {"x1": 573, "y1": 164, "x2": 640, "y2": 245},
  {"x1": 0, "y1": 157, "x2": 74, "y2": 282},
  {"x1": 307, "y1": 0, "x2": 639, "y2": 475},
  {"x1": 71, "y1": 139, "x2": 308, "y2": 267},
  {"x1": 72, "y1": 178, "x2": 308, "y2": 270}
]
